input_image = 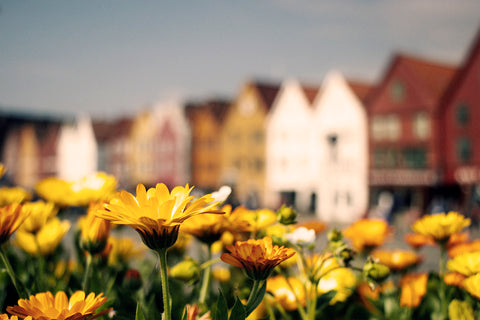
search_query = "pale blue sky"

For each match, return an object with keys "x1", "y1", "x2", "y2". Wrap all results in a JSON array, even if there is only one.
[{"x1": 1, "y1": 0, "x2": 479, "y2": 118}]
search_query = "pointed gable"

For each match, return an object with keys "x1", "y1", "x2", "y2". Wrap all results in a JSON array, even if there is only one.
[
  {"x1": 347, "y1": 80, "x2": 373, "y2": 105},
  {"x1": 301, "y1": 85, "x2": 320, "y2": 105},
  {"x1": 252, "y1": 81, "x2": 281, "y2": 111}
]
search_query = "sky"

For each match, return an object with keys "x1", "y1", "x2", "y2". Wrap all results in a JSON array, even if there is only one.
[{"x1": 0, "y1": 0, "x2": 479, "y2": 119}]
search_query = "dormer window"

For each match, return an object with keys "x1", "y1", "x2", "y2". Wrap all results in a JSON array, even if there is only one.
[
  {"x1": 456, "y1": 103, "x2": 470, "y2": 126},
  {"x1": 390, "y1": 80, "x2": 405, "y2": 103}
]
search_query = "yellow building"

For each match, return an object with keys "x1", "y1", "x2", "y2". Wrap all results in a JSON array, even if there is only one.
[
  {"x1": 186, "y1": 100, "x2": 230, "y2": 191},
  {"x1": 220, "y1": 80, "x2": 280, "y2": 208}
]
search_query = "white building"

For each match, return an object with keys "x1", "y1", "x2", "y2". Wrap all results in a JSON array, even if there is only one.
[
  {"x1": 265, "y1": 79, "x2": 319, "y2": 213},
  {"x1": 312, "y1": 71, "x2": 370, "y2": 223},
  {"x1": 57, "y1": 115, "x2": 98, "y2": 181}
]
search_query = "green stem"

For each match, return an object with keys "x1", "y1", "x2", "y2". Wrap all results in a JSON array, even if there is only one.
[
  {"x1": 279, "y1": 268, "x2": 308, "y2": 320},
  {"x1": 439, "y1": 245, "x2": 448, "y2": 320},
  {"x1": 0, "y1": 247, "x2": 28, "y2": 298},
  {"x1": 198, "y1": 245, "x2": 212, "y2": 305},
  {"x1": 82, "y1": 253, "x2": 93, "y2": 292},
  {"x1": 307, "y1": 284, "x2": 317, "y2": 320},
  {"x1": 245, "y1": 279, "x2": 266, "y2": 317},
  {"x1": 157, "y1": 248, "x2": 171, "y2": 320}
]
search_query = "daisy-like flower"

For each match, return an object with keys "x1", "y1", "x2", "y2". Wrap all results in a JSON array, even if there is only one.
[
  {"x1": 404, "y1": 233, "x2": 435, "y2": 250},
  {"x1": 266, "y1": 275, "x2": 306, "y2": 311},
  {"x1": 0, "y1": 203, "x2": 30, "y2": 245},
  {"x1": 399, "y1": 273, "x2": 428, "y2": 307},
  {"x1": 221, "y1": 236, "x2": 296, "y2": 280},
  {"x1": 15, "y1": 217, "x2": 70, "y2": 256},
  {"x1": 20, "y1": 201, "x2": 58, "y2": 234},
  {"x1": 285, "y1": 227, "x2": 316, "y2": 247},
  {"x1": 0, "y1": 315, "x2": 32, "y2": 320},
  {"x1": 343, "y1": 219, "x2": 390, "y2": 252},
  {"x1": 447, "y1": 252, "x2": 480, "y2": 277},
  {"x1": 106, "y1": 236, "x2": 144, "y2": 266},
  {"x1": 463, "y1": 273, "x2": 480, "y2": 300},
  {"x1": 6, "y1": 291, "x2": 107, "y2": 320},
  {"x1": 411, "y1": 212, "x2": 470, "y2": 243},
  {"x1": 444, "y1": 272, "x2": 466, "y2": 287},
  {"x1": 0, "y1": 187, "x2": 32, "y2": 206},
  {"x1": 243, "y1": 208, "x2": 277, "y2": 234},
  {"x1": 79, "y1": 202, "x2": 111, "y2": 255},
  {"x1": 371, "y1": 249, "x2": 422, "y2": 272},
  {"x1": 448, "y1": 240, "x2": 480, "y2": 258},
  {"x1": 97, "y1": 183, "x2": 222, "y2": 250},
  {"x1": 317, "y1": 267, "x2": 357, "y2": 304}
]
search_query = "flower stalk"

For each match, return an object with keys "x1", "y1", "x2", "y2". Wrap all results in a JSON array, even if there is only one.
[
  {"x1": 157, "y1": 248, "x2": 172, "y2": 320},
  {"x1": 82, "y1": 253, "x2": 93, "y2": 293},
  {"x1": 0, "y1": 247, "x2": 28, "y2": 298},
  {"x1": 198, "y1": 245, "x2": 212, "y2": 305}
]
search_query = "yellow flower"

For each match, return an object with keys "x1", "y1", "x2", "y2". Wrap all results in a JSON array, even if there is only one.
[
  {"x1": 318, "y1": 267, "x2": 357, "y2": 304},
  {"x1": 36, "y1": 172, "x2": 117, "y2": 207},
  {"x1": 6, "y1": 291, "x2": 107, "y2": 320},
  {"x1": 448, "y1": 240, "x2": 480, "y2": 258},
  {"x1": 411, "y1": 212, "x2": 470, "y2": 242},
  {"x1": 0, "y1": 203, "x2": 30, "y2": 245},
  {"x1": 0, "y1": 187, "x2": 32, "y2": 206},
  {"x1": 79, "y1": 202, "x2": 111, "y2": 254},
  {"x1": 106, "y1": 236, "x2": 144, "y2": 265},
  {"x1": 404, "y1": 233, "x2": 435, "y2": 250},
  {"x1": 185, "y1": 304, "x2": 212, "y2": 320},
  {"x1": 0, "y1": 163, "x2": 5, "y2": 178},
  {"x1": 448, "y1": 299, "x2": 475, "y2": 320},
  {"x1": 15, "y1": 217, "x2": 70, "y2": 256},
  {"x1": 19, "y1": 201, "x2": 58, "y2": 233},
  {"x1": 463, "y1": 273, "x2": 480, "y2": 300},
  {"x1": 97, "y1": 183, "x2": 222, "y2": 250},
  {"x1": 371, "y1": 249, "x2": 421, "y2": 271},
  {"x1": 0, "y1": 315, "x2": 32, "y2": 320},
  {"x1": 304, "y1": 253, "x2": 339, "y2": 283},
  {"x1": 220, "y1": 236, "x2": 296, "y2": 280},
  {"x1": 447, "y1": 252, "x2": 480, "y2": 276},
  {"x1": 212, "y1": 267, "x2": 231, "y2": 282},
  {"x1": 343, "y1": 219, "x2": 390, "y2": 251},
  {"x1": 399, "y1": 273, "x2": 428, "y2": 307},
  {"x1": 243, "y1": 208, "x2": 277, "y2": 233},
  {"x1": 266, "y1": 275, "x2": 306, "y2": 311},
  {"x1": 170, "y1": 258, "x2": 200, "y2": 282},
  {"x1": 444, "y1": 272, "x2": 467, "y2": 287}
]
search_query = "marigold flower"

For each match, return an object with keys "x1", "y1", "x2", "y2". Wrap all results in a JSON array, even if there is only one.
[
  {"x1": 411, "y1": 212, "x2": 470, "y2": 242},
  {"x1": 36, "y1": 172, "x2": 117, "y2": 207},
  {"x1": 404, "y1": 233, "x2": 435, "y2": 250},
  {"x1": 447, "y1": 232, "x2": 470, "y2": 248},
  {"x1": 15, "y1": 217, "x2": 70, "y2": 256},
  {"x1": 399, "y1": 273, "x2": 428, "y2": 307},
  {"x1": 447, "y1": 252, "x2": 480, "y2": 277},
  {"x1": 371, "y1": 249, "x2": 421, "y2": 271},
  {"x1": 444, "y1": 272, "x2": 466, "y2": 287},
  {"x1": 463, "y1": 273, "x2": 480, "y2": 300},
  {"x1": 0, "y1": 203, "x2": 30, "y2": 245},
  {"x1": 0, "y1": 187, "x2": 32, "y2": 206},
  {"x1": 266, "y1": 275, "x2": 306, "y2": 311},
  {"x1": 19, "y1": 201, "x2": 58, "y2": 234},
  {"x1": 97, "y1": 183, "x2": 222, "y2": 250},
  {"x1": 448, "y1": 240, "x2": 480, "y2": 258},
  {"x1": 7, "y1": 291, "x2": 107, "y2": 320},
  {"x1": 220, "y1": 236, "x2": 295, "y2": 280},
  {"x1": 79, "y1": 202, "x2": 111, "y2": 254},
  {"x1": 318, "y1": 267, "x2": 357, "y2": 304},
  {"x1": 343, "y1": 219, "x2": 390, "y2": 251}
]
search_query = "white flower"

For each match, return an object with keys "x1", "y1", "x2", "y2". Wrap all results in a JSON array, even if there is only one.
[
  {"x1": 211, "y1": 185, "x2": 232, "y2": 203},
  {"x1": 286, "y1": 227, "x2": 316, "y2": 246}
]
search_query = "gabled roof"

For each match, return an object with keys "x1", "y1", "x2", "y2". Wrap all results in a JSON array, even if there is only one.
[
  {"x1": 185, "y1": 99, "x2": 231, "y2": 123},
  {"x1": 251, "y1": 81, "x2": 281, "y2": 111},
  {"x1": 93, "y1": 117, "x2": 133, "y2": 143},
  {"x1": 439, "y1": 27, "x2": 480, "y2": 114},
  {"x1": 301, "y1": 84, "x2": 320, "y2": 105},
  {"x1": 368, "y1": 52, "x2": 457, "y2": 110}
]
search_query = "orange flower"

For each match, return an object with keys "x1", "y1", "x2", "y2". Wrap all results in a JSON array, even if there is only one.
[
  {"x1": 7, "y1": 291, "x2": 107, "y2": 320},
  {"x1": 404, "y1": 233, "x2": 435, "y2": 250},
  {"x1": 444, "y1": 272, "x2": 466, "y2": 287},
  {"x1": 447, "y1": 232, "x2": 469, "y2": 248},
  {"x1": 294, "y1": 219, "x2": 326, "y2": 235},
  {"x1": 221, "y1": 237, "x2": 295, "y2": 280},
  {"x1": 343, "y1": 219, "x2": 390, "y2": 251},
  {"x1": 399, "y1": 273, "x2": 428, "y2": 307},
  {"x1": 185, "y1": 304, "x2": 212, "y2": 320},
  {"x1": 371, "y1": 249, "x2": 421, "y2": 271},
  {"x1": 79, "y1": 202, "x2": 111, "y2": 254},
  {"x1": 266, "y1": 275, "x2": 306, "y2": 311},
  {"x1": 0, "y1": 203, "x2": 30, "y2": 245},
  {"x1": 0, "y1": 315, "x2": 32, "y2": 320},
  {"x1": 97, "y1": 183, "x2": 222, "y2": 250},
  {"x1": 447, "y1": 252, "x2": 480, "y2": 277},
  {"x1": 448, "y1": 240, "x2": 480, "y2": 258}
]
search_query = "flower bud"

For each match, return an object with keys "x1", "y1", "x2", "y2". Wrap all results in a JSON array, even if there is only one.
[
  {"x1": 170, "y1": 258, "x2": 200, "y2": 283},
  {"x1": 335, "y1": 245, "x2": 356, "y2": 267},
  {"x1": 123, "y1": 269, "x2": 142, "y2": 291},
  {"x1": 363, "y1": 258, "x2": 390, "y2": 288},
  {"x1": 277, "y1": 205, "x2": 297, "y2": 225},
  {"x1": 328, "y1": 228, "x2": 343, "y2": 242}
]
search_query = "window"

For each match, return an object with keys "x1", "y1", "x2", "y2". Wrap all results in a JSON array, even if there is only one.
[
  {"x1": 404, "y1": 148, "x2": 427, "y2": 168},
  {"x1": 413, "y1": 112, "x2": 430, "y2": 140},
  {"x1": 456, "y1": 103, "x2": 470, "y2": 126},
  {"x1": 457, "y1": 137, "x2": 472, "y2": 163},
  {"x1": 386, "y1": 114, "x2": 401, "y2": 141},
  {"x1": 390, "y1": 80, "x2": 405, "y2": 103},
  {"x1": 373, "y1": 149, "x2": 397, "y2": 168},
  {"x1": 371, "y1": 116, "x2": 385, "y2": 141}
]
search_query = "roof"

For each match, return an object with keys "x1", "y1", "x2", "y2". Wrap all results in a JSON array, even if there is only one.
[
  {"x1": 185, "y1": 99, "x2": 231, "y2": 123},
  {"x1": 252, "y1": 81, "x2": 281, "y2": 111},
  {"x1": 347, "y1": 80, "x2": 373, "y2": 105},
  {"x1": 301, "y1": 84, "x2": 320, "y2": 105},
  {"x1": 93, "y1": 117, "x2": 133, "y2": 142}
]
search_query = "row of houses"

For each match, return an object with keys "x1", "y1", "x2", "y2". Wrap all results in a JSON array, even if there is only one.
[{"x1": 1, "y1": 28, "x2": 479, "y2": 223}]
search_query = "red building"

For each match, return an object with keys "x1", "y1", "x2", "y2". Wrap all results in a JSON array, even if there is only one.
[
  {"x1": 367, "y1": 53, "x2": 457, "y2": 212},
  {"x1": 441, "y1": 28, "x2": 480, "y2": 215}
]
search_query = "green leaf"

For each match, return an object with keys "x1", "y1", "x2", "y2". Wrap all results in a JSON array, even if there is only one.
[
  {"x1": 215, "y1": 290, "x2": 228, "y2": 320},
  {"x1": 228, "y1": 297, "x2": 246, "y2": 320},
  {"x1": 135, "y1": 302, "x2": 145, "y2": 320},
  {"x1": 317, "y1": 290, "x2": 337, "y2": 307},
  {"x1": 245, "y1": 280, "x2": 266, "y2": 316}
]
